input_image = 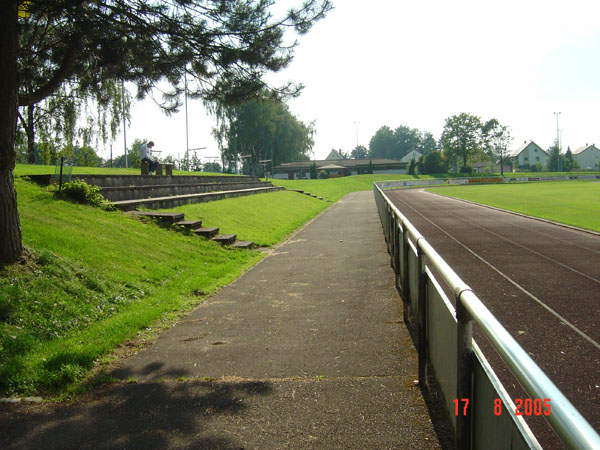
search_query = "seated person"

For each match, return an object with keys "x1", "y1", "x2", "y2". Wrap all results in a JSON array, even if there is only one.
[{"x1": 139, "y1": 140, "x2": 159, "y2": 174}]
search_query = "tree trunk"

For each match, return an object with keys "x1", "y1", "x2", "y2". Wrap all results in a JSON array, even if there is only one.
[
  {"x1": 0, "y1": 2, "x2": 24, "y2": 264},
  {"x1": 27, "y1": 104, "x2": 35, "y2": 163}
]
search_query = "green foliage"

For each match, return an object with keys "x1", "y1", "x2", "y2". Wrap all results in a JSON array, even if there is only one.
[
  {"x1": 441, "y1": 113, "x2": 484, "y2": 171},
  {"x1": 318, "y1": 170, "x2": 329, "y2": 179},
  {"x1": 408, "y1": 158, "x2": 416, "y2": 175},
  {"x1": 17, "y1": 1, "x2": 332, "y2": 111},
  {"x1": 212, "y1": 96, "x2": 314, "y2": 176},
  {"x1": 423, "y1": 151, "x2": 448, "y2": 174},
  {"x1": 367, "y1": 159, "x2": 374, "y2": 174},
  {"x1": 16, "y1": 81, "x2": 131, "y2": 165},
  {"x1": 481, "y1": 118, "x2": 512, "y2": 175},
  {"x1": 310, "y1": 162, "x2": 318, "y2": 179},
  {"x1": 55, "y1": 180, "x2": 114, "y2": 210},
  {"x1": 203, "y1": 162, "x2": 222, "y2": 173},
  {"x1": 368, "y1": 125, "x2": 437, "y2": 160},
  {"x1": 60, "y1": 144, "x2": 101, "y2": 167},
  {"x1": 351, "y1": 145, "x2": 368, "y2": 159}
]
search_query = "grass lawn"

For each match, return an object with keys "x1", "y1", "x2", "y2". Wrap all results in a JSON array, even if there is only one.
[
  {"x1": 0, "y1": 178, "x2": 328, "y2": 398},
  {"x1": 270, "y1": 174, "x2": 429, "y2": 202},
  {"x1": 154, "y1": 190, "x2": 328, "y2": 247},
  {"x1": 427, "y1": 181, "x2": 600, "y2": 232},
  {"x1": 14, "y1": 163, "x2": 224, "y2": 177}
]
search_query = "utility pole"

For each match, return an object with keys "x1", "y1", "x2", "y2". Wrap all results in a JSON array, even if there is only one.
[
  {"x1": 554, "y1": 112, "x2": 561, "y2": 172},
  {"x1": 122, "y1": 79, "x2": 128, "y2": 168},
  {"x1": 184, "y1": 73, "x2": 190, "y2": 171}
]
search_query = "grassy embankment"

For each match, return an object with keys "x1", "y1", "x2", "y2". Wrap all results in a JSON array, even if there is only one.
[
  {"x1": 0, "y1": 166, "x2": 333, "y2": 398},
  {"x1": 428, "y1": 181, "x2": 600, "y2": 232}
]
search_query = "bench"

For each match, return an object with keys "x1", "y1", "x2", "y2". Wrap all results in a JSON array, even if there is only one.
[
  {"x1": 156, "y1": 163, "x2": 173, "y2": 176},
  {"x1": 140, "y1": 161, "x2": 173, "y2": 176}
]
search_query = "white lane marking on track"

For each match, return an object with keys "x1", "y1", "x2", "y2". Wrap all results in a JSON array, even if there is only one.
[
  {"x1": 426, "y1": 190, "x2": 600, "y2": 256},
  {"x1": 424, "y1": 196, "x2": 600, "y2": 285},
  {"x1": 392, "y1": 191, "x2": 600, "y2": 351}
]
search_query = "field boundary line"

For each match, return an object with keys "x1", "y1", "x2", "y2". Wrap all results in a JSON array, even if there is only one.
[{"x1": 425, "y1": 189, "x2": 600, "y2": 237}]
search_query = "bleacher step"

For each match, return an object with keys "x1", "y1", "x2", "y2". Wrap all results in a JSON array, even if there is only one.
[
  {"x1": 194, "y1": 227, "x2": 219, "y2": 238},
  {"x1": 175, "y1": 220, "x2": 203, "y2": 229},
  {"x1": 231, "y1": 241, "x2": 254, "y2": 249},
  {"x1": 211, "y1": 234, "x2": 237, "y2": 245},
  {"x1": 131, "y1": 211, "x2": 185, "y2": 223}
]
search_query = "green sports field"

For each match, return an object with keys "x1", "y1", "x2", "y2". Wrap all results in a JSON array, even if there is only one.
[{"x1": 427, "y1": 181, "x2": 600, "y2": 232}]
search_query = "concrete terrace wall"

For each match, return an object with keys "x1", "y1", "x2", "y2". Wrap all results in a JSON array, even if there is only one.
[
  {"x1": 98, "y1": 181, "x2": 274, "y2": 202},
  {"x1": 71, "y1": 174, "x2": 260, "y2": 188}
]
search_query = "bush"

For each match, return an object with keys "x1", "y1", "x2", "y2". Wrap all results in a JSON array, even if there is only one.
[
  {"x1": 423, "y1": 152, "x2": 448, "y2": 174},
  {"x1": 55, "y1": 180, "x2": 115, "y2": 210},
  {"x1": 408, "y1": 158, "x2": 416, "y2": 175},
  {"x1": 310, "y1": 162, "x2": 317, "y2": 179},
  {"x1": 459, "y1": 165, "x2": 473, "y2": 174},
  {"x1": 318, "y1": 170, "x2": 328, "y2": 179}
]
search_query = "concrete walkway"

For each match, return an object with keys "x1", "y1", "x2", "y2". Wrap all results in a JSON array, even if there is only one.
[{"x1": 1, "y1": 191, "x2": 444, "y2": 450}]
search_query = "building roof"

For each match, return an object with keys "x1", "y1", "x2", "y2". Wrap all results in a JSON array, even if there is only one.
[
  {"x1": 318, "y1": 164, "x2": 347, "y2": 170},
  {"x1": 400, "y1": 150, "x2": 423, "y2": 163},
  {"x1": 508, "y1": 140, "x2": 546, "y2": 157},
  {"x1": 274, "y1": 158, "x2": 406, "y2": 171},
  {"x1": 572, "y1": 144, "x2": 599, "y2": 155},
  {"x1": 326, "y1": 150, "x2": 344, "y2": 160}
]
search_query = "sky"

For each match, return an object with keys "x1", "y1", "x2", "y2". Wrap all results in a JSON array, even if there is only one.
[{"x1": 106, "y1": 0, "x2": 600, "y2": 163}]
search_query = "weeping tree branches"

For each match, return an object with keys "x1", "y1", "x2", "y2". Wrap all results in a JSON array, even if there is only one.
[
  {"x1": 212, "y1": 96, "x2": 314, "y2": 175},
  {"x1": 1, "y1": 0, "x2": 332, "y2": 263}
]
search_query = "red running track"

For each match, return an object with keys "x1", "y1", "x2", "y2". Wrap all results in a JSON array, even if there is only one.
[{"x1": 385, "y1": 188, "x2": 600, "y2": 450}]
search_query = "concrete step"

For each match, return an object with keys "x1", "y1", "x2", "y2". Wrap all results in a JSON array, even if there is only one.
[
  {"x1": 231, "y1": 240, "x2": 254, "y2": 249},
  {"x1": 211, "y1": 234, "x2": 237, "y2": 246},
  {"x1": 131, "y1": 211, "x2": 185, "y2": 223},
  {"x1": 99, "y1": 181, "x2": 275, "y2": 202},
  {"x1": 113, "y1": 186, "x2": 284, "y2": 211},
  {"x1": 175, "y1": 219, "x2": 203, "y2": 229},
  {"x1": 70, "y1": 174, "x2": 261, "y2": 188},
  {"x1": 194, "y1": 227, "x2": 219, "y2": 238}
]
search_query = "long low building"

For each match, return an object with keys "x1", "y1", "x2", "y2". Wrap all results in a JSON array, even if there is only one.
[{"x1": 273, "y1": 150, "x2": 408, "y2": 179}]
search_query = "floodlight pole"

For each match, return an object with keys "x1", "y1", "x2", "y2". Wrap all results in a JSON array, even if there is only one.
[
  {"x1": 554, "y1": 112, "x2": 561, "y2": 172},
  {"x1": 122, "y1": 79, "x2": 128, "y2": 169},
  {"x1": 185, "y1": 74, "x2": 189, "y2": 171}
]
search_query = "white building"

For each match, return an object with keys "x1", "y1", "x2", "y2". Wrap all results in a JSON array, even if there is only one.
[
  {"x1": 509, "y1": 141, "x2": 548, "y2": 169},
  {"x1": 572, "y1": 144, "x2": 600, "y2": 170},
  {"x1": 400, "y1": 149, "x2": 423, "y2": 163}
]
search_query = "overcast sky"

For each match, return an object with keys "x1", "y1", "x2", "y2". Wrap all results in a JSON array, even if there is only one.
[{"x1": 106, "y1": 0, "x2": 600, "y2": 163}]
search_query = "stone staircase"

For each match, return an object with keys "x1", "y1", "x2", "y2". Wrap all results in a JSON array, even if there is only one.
[
  {"x1": 131, "y1": 211, "x2": 254, "y2": 249},
  {"x1": 68, "y1": 174, "x2": 283, "y2": 211}
]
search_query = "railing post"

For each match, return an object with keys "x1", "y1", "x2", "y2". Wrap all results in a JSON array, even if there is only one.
[
  {"x1": 390, "y1": 214, "x2": 397, "y2": 268},
  {"x1": 456, "y1": 292, "x2": 473, "y2": 450},
  {"x1": 392, "y1": 220, "x2": 399, "y2": 274},
  {"x1": 401, "y1": 221, "x2": 410, "y2": 324},
  {"x1": 416, "y1": 239, "x2": 427, "y2": 385}
]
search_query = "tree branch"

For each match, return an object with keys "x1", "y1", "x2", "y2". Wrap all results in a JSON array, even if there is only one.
[{"x1": 18, "y1": 33, "x2": 82, "y2": 107}]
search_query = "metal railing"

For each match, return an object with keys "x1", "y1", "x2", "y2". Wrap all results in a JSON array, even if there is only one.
[{"x1": 373, "y1": 182, "x2": 600, "y2": 450}]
